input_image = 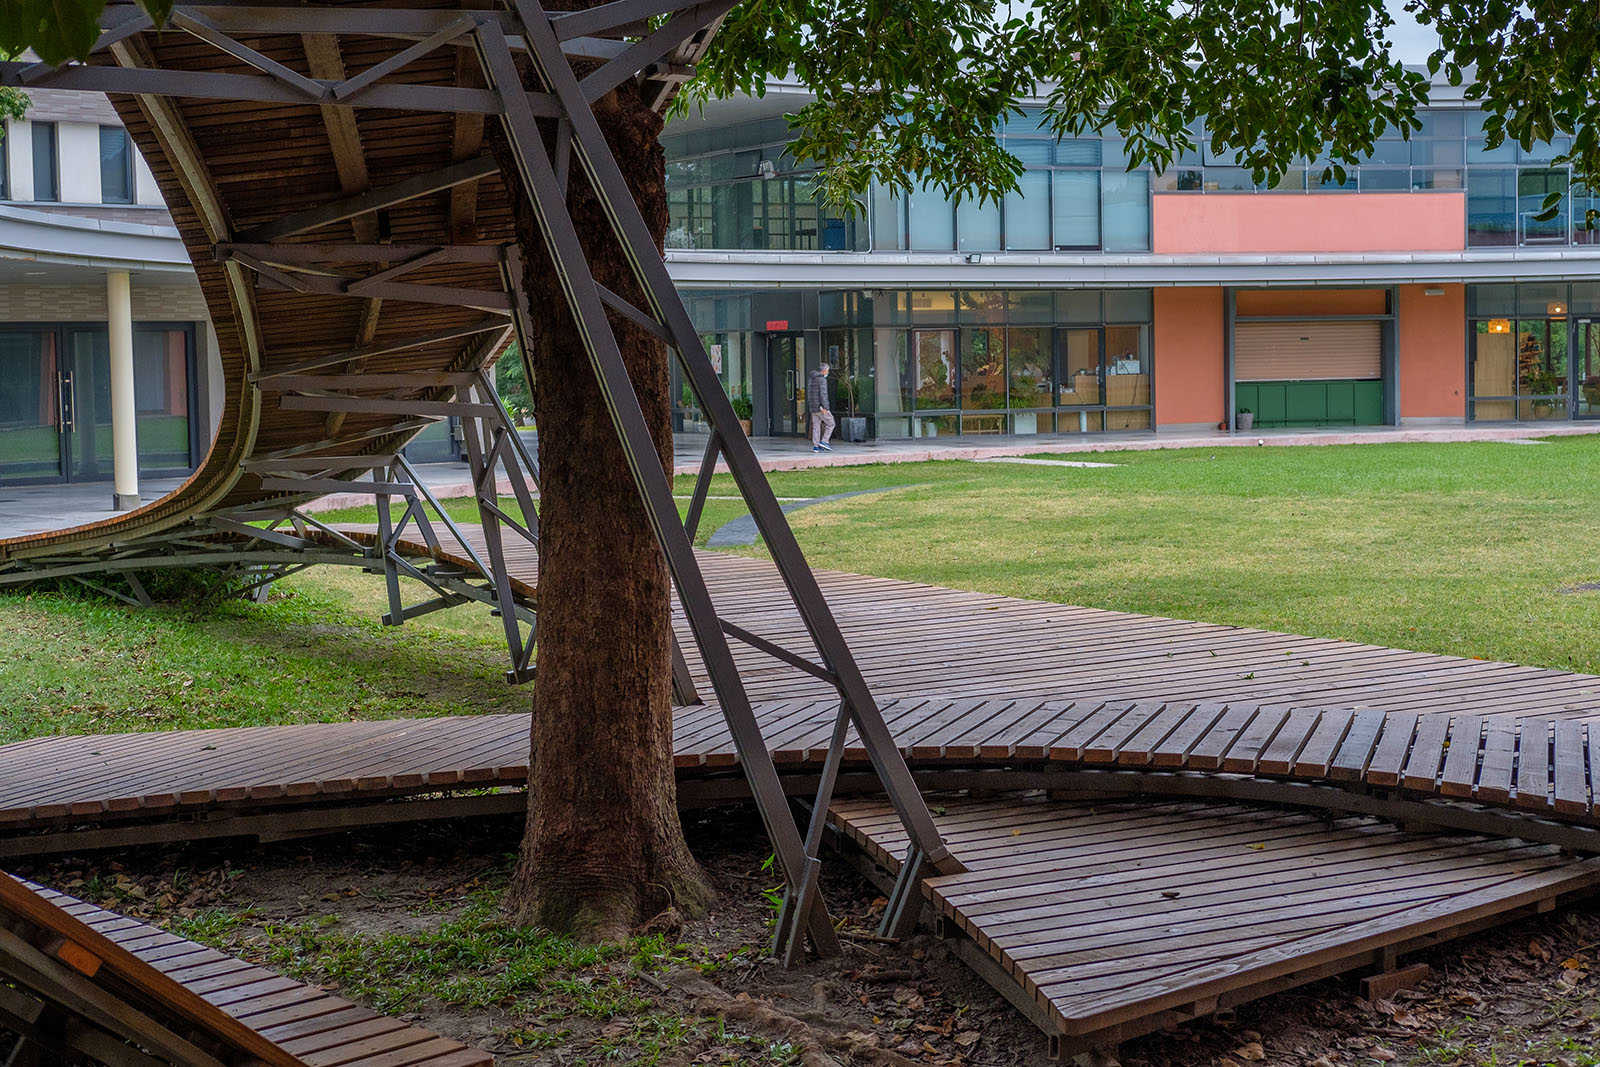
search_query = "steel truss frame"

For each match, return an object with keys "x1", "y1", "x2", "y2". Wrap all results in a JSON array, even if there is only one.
[{"x1": 15, "y1": 0, "x2": 962, "y2": 959}]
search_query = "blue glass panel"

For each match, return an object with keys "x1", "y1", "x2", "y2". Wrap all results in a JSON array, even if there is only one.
[
  {"x1": 957, "y1": 196, "x2": 1002, "y2": 251},
  {"x1": 907, "y1": 184, "x2": 954, "y2": 250},
  {"x1": 1054, "y1": 139, "x2": 1102, "y2": 166},
  {"x1": 1102, "y1": 170, "x2": 1149, "y2": 251},
  {"x1": 1052, "y1": 170, "x2": 1099, "y2": 248},
  {"x1": 1467, "y1": 168, "x2": 1517, "y2": 246},
  {"x1": 1002, "y1": 170, "x2": 1050, "y2": 250}
]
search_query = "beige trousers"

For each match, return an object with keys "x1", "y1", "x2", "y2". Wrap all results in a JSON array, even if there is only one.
[{"x1": 809, "y1": 408, "x2": 836, "y2": 446}]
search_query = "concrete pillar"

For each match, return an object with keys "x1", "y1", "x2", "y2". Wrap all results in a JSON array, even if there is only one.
[{"x1": 107, "y1": 270, "x2": 140, "y2": 510}]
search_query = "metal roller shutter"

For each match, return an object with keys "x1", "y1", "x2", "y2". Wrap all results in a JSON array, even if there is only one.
[{"x1": 1235, "y1": 321, "x2": 1382, "y2": 381}]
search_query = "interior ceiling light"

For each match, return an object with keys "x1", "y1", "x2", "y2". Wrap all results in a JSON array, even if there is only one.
[{"x1": 1487, "y1": 319, "x2": 1511, "y2": 333}]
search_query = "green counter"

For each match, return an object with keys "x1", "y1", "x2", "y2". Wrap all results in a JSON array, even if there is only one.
[{"x1": 1236, "y1": 379, "x2": 1384, "y2": 427}]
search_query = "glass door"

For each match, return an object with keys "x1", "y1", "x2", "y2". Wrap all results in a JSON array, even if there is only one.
[
  {"x1": 63, "y1": 327, "x2": 113, "y2": 481},
  {"x1": 766, "y1": 333, "x2": 805, "y2": 435},
  {"x1": 0, "y1": 330, "x2": 64, "y2": 483},
  {"x1": 1055, "y1": 327, "x2": 1103, "y2": 433},
  {"x1": 1576, "y1": 320, "x2": 1600, "y2": 418}
]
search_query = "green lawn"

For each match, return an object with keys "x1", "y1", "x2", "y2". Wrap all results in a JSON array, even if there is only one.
[
  {"x1": 681, "y1": 437, "x2": 1600, "y2": 674},
  {"x1": 4, "y1": 436, "x2": 1600, "y2": 743}
]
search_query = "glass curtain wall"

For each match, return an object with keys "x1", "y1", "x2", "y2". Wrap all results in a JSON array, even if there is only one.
[
  {"x1": 1467, "y1": 283, "x2": 1600, "y2": 420},
  {"x1": 667, "y1": 105, "x2": 1600, "y2": 252}
]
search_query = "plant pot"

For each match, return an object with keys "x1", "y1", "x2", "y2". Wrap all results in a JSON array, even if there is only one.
[
  {"x1": 737, "y1": 418, "x2": 753, "y2": 437},
  {"x1": 840, "y1": 416, "x2": 867, "y2": 442},
  {"x1": 1236, "y1": 412, "x2": 1255, "y2": 431}
]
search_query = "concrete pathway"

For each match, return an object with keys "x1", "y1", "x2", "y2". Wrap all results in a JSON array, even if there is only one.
[{"x1": 5, "y1": 420, "x2": 1600, "y2": 541}]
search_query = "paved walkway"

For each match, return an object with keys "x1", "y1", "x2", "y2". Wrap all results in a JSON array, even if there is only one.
[{"x1": 4, "y1": 421, "x2": 1600, "y2": 540}]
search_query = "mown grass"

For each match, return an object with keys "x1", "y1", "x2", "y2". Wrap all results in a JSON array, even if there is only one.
[
  {"x1": 682, "y1": 436, "x2": 1600, "y2": 674},
  {"x1": 5, "y1": 437, "x2": 1599, "y2": 746}
]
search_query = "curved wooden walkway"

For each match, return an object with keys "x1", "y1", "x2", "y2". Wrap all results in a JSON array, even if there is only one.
[{"x1": 9, "y1": 542, "x2": 1600, "y2": 1056}]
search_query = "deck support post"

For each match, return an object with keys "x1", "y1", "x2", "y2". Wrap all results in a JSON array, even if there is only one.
[{"x1": 474, "y1": 0, "x2": 962, "y2": 959}]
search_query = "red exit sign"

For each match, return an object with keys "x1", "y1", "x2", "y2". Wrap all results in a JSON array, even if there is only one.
[{"x1": 764, "y1": 320, "x2": 789, "y2": 331}]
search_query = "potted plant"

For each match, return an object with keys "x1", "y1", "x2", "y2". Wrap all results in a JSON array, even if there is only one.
[
  {"x1": 837, "y1": 375, "x2": 869, "y2": 442},
  {"x1": 729, "y1": 388, "x2": 754, "y2": 436},
  {"x1": 1523, "y1": 367, "x2": 1562, "y2": 417},
  {"x1": 1236, "y1": 407, "x2": 1255, "y2": 430}
]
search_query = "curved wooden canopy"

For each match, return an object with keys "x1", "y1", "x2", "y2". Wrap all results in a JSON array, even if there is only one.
[{"x1": 0, "y1": 0, "x2": 712, "y2": 565}]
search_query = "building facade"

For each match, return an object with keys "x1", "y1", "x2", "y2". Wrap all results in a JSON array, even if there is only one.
[
  {"x1": 664, "y1": 81, "x2": 1600, "y2": 439},
  {"x1": 0, "y1": 89, "x2": 222, "y2": 502}
]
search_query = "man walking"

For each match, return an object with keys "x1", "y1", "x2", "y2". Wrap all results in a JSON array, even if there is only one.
[{"x1": 807, "y1": 362, "x2": 835, "y2": 452}]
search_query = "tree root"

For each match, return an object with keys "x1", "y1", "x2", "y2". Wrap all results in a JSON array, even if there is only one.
[{"x1": 662, "y1": 968, "x2": 923, "y2": 1067}]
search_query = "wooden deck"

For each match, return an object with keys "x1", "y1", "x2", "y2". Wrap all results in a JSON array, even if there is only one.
[
  {"x1": 9, "y1": 541, "x2": 1600, "y2": 1056},
  {"x1": 828, "y1": 795, "x2": 1600, "y2": 1054},
  {"x1": 366, "y1": 526, "x2": 1600, "y2": 723},
  {"x1": 0, "y1": 873, "x2": 490, "y2": 1067}
]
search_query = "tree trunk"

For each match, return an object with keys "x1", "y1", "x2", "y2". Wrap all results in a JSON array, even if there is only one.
[{"x1": 491, "y1": 50, "x2": 711, "y2": 940}]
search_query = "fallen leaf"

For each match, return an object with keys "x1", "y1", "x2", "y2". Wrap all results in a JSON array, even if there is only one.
[
  {"x1": 1247, "y1": 843, "x2": 1266, "y2": 851},
  {"x1": 1234, "y1": 1042, "x2": 1266, "y2": 1061},
  {"x1": 1370, "y1": 1049, "x2": 1397, "y2": 1062},
  {"x1": 953, "y1": 1032, "x2": 980, "y2": 1048}
]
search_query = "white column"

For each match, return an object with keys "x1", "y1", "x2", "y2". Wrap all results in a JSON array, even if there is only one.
[{"x1": 107, "y1": 270, "x2": 140, "y2": 510}]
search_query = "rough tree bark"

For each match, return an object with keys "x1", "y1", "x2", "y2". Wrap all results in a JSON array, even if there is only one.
[{"x1": 491, "y1": 40, "x2": 713, "y2": 940}]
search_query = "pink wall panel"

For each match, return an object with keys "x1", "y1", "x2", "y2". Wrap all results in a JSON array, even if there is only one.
[
  {"x1": 1153, "y1": 193, "x2": 1466, "y2": 254},
  {"x1": 1397, "y1": 284, "x2": 1467, "y2": 419},
  {"x1": 1153, "y1": 287, "x2": 1224, "y2": 429}
]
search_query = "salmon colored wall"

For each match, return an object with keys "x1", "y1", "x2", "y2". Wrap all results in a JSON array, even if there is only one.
[
  {"x1": 1235, "y1": 289, "x2": 1388, "y2": 317},
  {"x1": 1397, "y1": 283, "x2": 1466, "y2": 419},
  {"x1": 1154, "y1": 287, "x2": 1224, "y2": 428},
  {"x1": 1153, "y1": 193, "x2": 1465, "y2": 254}
]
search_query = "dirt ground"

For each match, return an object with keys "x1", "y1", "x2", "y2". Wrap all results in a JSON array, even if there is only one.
[{"x1": 11, "y1": 806, "x2": 1600, "y2": 1067}]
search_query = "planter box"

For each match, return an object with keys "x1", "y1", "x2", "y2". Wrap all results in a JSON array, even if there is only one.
[
  {"x1": 1236, "y1": 412, "x2": 1255, "y2": 430},
  {"x1": 840, "y1": 416, "x2": 868, "y2": 442}
]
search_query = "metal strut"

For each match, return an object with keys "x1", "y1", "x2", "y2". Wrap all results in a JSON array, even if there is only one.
[{"x1": 474, "y1": 0, "x2": 963, "y2": 958}]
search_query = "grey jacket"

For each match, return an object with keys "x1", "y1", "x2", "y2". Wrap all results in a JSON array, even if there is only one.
[{"x1": 806, "y1": 369, "x2": 831, "y2": 413}]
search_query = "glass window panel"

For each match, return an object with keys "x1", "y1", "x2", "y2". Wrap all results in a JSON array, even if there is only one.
[
  {"x1": 1052, "y1": 170, "x2": 1099, "y2": 248},
  {"x1": 1308, "y1": 165, "x2": 1357, "y2": 191},
  {"x1": 0, "y1": 330, "x2": 61, "y2": 479},
  {"x1": 1468, "y1": 137, "x2": 1517, "y2": 163},
  {"x1": 874, "y1": 328, "x2": 912, "y2": 426},
  {"x1": 1359, "y1": 168, "x2": 1411, "y2": 190},
  {"x1": 956, "y1": 196, "x2": 1002, "y2": 251},
  {"x1": 1057, "y1": 328, "x2": 1101, "y2": 407},
  {"x1": 1570, "y1": 282, "x2": 1600, "y2": 314},
  {"x1": 1260, "y1": 167, "x2": 1306, "y2": 192},
  {"x1": 909, "y1": 290, "x2": 957, "y2": 320},
  {"x1": 1006, "y1": 327, "x2": 1051, "y2": 411},
  {"x1": 958, "y1": 290, "x2": 1006, "y2": 323},
  {"x1": 1003, "y1": 109, "x2": 1051, "y2": 136},
  {"x1": 1104, "y1": 289, "x2": 1153, "y2": 322},
  {"x1": 1204, "y1": 167, "x2": 1255, "y2": 191},
  {"x1": 871, "y1": 183, "x2": 904, "y2": 251},
  {"x1": 1364, "y1": 140, "x2": 1412, "y2": 165},
  {"x1": 1519, "y1": 168, "x2": 1569, "y2": 244},
  {"x1": 1100, "y1": 140, "x2": 1132, "y2": 168},
  {"x1": 1572, "y1": 185, "x2": 1600, "y2": 245},
  {"x1": 1176, "y1": 168, "x2": 1205, "y2": 190},
  {"x1": 961, "y1": 327, "x2": 1006, "y2": 410},
  {"x1": 1102, "y1": 170, "x2": 1149, "y2": 251},
  {"x1": 100, "y1": 126, "x2": 132, "y2": 204},
  {"x1": 912, "y1": 329, "x2": 956, "y2": 409},
  {"x1": 1006, "y1": 289, "x2": 1055, "y2": 322},
  {"x1": 1520, "y1": 138, "x2": 1570, "y2": 164},
  {"x1": 31, "y1": 122, "x2": 56, "y2": 201},
  {"x1": 1518, "y1": 283, "x2": 1569, "y2": 318},
  {"x1": 1056, "y1": 291, "x2": 1101, "y2": 323},
  {"x1": 1418, "y1": 111, "x2": 1465, "y2": 139},
  {"x1": 1413, "y1": 167, "x2": 1464, "y2": 190},
  {"x1": 1004, "y1": 170, "x2": 1051, "y2": 250},
  {"x1": 1467, "y1": 284, "x2": 1516, "y2": 317},
  {"x1": 132, "y1": 327, "x2": 190, "y2": 472},
  {"x1": 1054, "y1": 139, "x2": 1102, "y2": 166},
  {"x1": 1009, "y1": 141, "x2": 1053, "y2": 166},
  {"x1": 906, "y1": 183, "x2": 954, "y2": 250},
  {"x1": 1412, "y1": 137, "x2": 1464, "y2": 166},
  {"x1": 1467, "y1": 168, "x2": 1517, "y2": 246}
]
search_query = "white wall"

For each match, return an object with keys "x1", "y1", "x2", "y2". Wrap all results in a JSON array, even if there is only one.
[
  {"x1": 5, "y1": 119, "x2": 33, "y2": 201},
  {"x1": 57, "y1": 122, "x2": 100, "y2": 204},
  {"x1": 134, "y1": 151, "x2": 160, "y2": 206}
]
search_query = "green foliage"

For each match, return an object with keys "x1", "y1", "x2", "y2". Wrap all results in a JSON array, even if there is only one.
[
  {"x1": 729, "y1": 387, "x2": 753, "y2": 420},
  {"x1": 0, "y1": 0, "x2": 172, "y2": 66},
  {"x1": 495, "y1": 342, "x2": 533, "y2": 423},
  {"x1": 688, "y1": 1, "x2": 1600, "y2": 210}
]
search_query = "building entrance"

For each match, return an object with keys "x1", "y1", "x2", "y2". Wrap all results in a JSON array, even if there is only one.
[
  {"x1": 765, "y1": 333, "x2": 806, "y2": 436},
  {"x1": 0, "y1": 324, "x2": 195, "y2": 485}
]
